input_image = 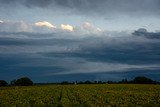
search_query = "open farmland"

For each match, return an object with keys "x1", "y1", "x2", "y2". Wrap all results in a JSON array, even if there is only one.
[{"x1": 0, "y1": 84, "x2": 160, "y2": 107}]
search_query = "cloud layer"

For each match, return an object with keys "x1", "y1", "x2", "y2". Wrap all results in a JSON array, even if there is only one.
[
  {"x1": 0, "y1": 20, "x2": 160, "y2": 82},
  {"x1": 0, "y1": 0, "x2": 160, "y2": 82},
  {"x1": 0, "y1": 20, "x2": 102, "y2": 35},
  {"x1": 1, "y1": 0, "x2": 160, "y2": 17},
  {"x1": 133, "y1": 28, "x2": 160, "y2": 39},
  {"x1": 1, "y1": 0, "x2": 160, "y2": 32}
]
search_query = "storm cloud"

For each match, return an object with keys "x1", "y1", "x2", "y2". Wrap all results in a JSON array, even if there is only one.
[
  {"x1": 0, "y1": 28, "x2": 160, "y2": 82},
  {"x1": 1, "y1": 0, "x2": 160, "y2": 17},
  {"x1": 0, "y1": 0, "x2": 160, "y2": 82},
  {"x1": 133, "y1": 28, "x2": 160, "y2": 39}
]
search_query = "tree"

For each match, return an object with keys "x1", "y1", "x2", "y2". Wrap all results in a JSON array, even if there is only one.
[
  {"x1": 10, "y1": 79, "x2": 17, "y2": 86},
  {"x1": 98, "y1": 81, "x2": 103, "y2": 84},
  {"x1": 119, "y1": 79, "x2": 128, "y2": 84},
  {"x1": 133, "y1": 76, "x2": 155, "y2": 84},
  {"x1": 14, "y1": 77, "x2": 33, "y2": 86},
  {"x1": 61, "y1": 81, "x2": 70, "y2": 85},
  {"x1": 84, "y1": 80, "x2": 92, "y2": 84},
  {"x1": 0, "y1": 80, "x2": 8, "y2": 86}
]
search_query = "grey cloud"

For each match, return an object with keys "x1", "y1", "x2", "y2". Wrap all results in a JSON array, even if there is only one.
[
  {"x1": 0, "y1": 30, "x2": 160, "y2": 82},
  {"x1": 1, "y1": 0, "x2": 160, "y2": 17},
  {"x1": 1, "y1": 30, "x2": 160, "y2": 63},
  {"x1": 49, "y1": 60, "x2": 160, "y2": 75},
  {"x1": 1, "y1": 52, "x2": 159, "y2": 82},
  {"x1": 0, "y1": 0, "x2": 17, "y2": 4},
  {"x1": 133, "y1": 28, "x2": 160, "y2": 39},
  {"x1": 0, "y1": 21, "x2": 33, "y2": 32},
  {"x1": 55, "y1": 0, "x2": 160, "y2": 17},
  {"x1": 0, "y1": 32, "x2": 81, "y2": 54},
  {"x1": 39, "y1": 31, "x2": 160, "y2": 65},
  {"x1": 24, "y1": 0, "x2": 52, "y2": 8},
  {"x1": 1, "y1": 0, "x2": 160, "y2": 82}
]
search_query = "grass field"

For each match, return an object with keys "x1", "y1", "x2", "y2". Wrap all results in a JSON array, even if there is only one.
[{"x1": 0, "y1": 84, "x2": 160, "y2": 107}]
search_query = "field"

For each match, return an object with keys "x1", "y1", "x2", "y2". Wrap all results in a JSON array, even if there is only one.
[{"x1": 0, "y1": 84, "x2": 160, "y2": 107}]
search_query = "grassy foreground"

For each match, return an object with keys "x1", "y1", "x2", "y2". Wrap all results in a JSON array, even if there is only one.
[{"x1": 0, "y1": 84, "x2": 160, "y2": 107}]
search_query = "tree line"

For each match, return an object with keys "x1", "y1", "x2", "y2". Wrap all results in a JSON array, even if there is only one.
[
  {"x1": 0, "y1": 77, "x2": 33, "y2": 87},
  {"x1": 0, "y1": 76, "x2": 159, "y2": 87},
  {"x1": 59, "y1": 76, "x2": 159, "y2": 85}
]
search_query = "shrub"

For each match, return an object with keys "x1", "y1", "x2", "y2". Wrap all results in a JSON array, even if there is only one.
[
  {"x1": 12, "y1": 77, "x2": 33, "y2": 86},
  {"x1": 133, "y1": 76, "x2": 155, "y2": 84},
  {"x1": 0, "y1": 80, "x2": 8, "y2": 86}
]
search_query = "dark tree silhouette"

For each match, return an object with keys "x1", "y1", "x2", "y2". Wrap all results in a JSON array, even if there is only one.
[
  {"x1": 0, "y1": 80, "x2": 8, "y2": 86},
  {"x1": 84, "y1": 80, "x2": 92, "y2": 84},
  {"x1": 10, "y1": 79, "x2": 17, "y2": 86},
  {"x1": 14, "y1": 77, "x2": 33, "y2": 86},
  {"x1": 133, "y1": 76, "x2": 155, "y2": 84},
  {"x1": 61, "y1": 81, "x2": 70, "y2": 85}
]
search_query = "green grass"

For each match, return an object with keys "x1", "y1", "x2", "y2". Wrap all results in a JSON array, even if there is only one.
[{"x1": 0, "y1": 84, "x2": 160, "y2": 107}]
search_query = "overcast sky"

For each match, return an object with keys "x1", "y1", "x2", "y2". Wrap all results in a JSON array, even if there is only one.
[
  {"x1": 1, "y1": 0, "x2": 160, "y2": 31},
  {"x1": 0, "y1": 0, "x2": 160, "y2": 82}
]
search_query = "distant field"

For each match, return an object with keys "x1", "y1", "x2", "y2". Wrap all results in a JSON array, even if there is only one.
[{"x1": 0, "y1": 84, "x2": 160, "y2": 107}]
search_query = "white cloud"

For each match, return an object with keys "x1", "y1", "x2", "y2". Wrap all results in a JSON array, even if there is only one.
[
  {"x1": 60, "y1": 24, "x2": 74, "y2": 32},
  {"x1": 35, "y1": 21, "x2": 56, "y2": 28},
  {"x1": 0, "y1": 20, "x2": 3, "y2": 23},
  {"x1": 83, "y1": 22, "x2": 102, "y2": 32},
  {"x1": 83, "y1": 22, "x2": 92, "y2": 28},
  {"x1": 0, "y1": 20, "x2": 105, "y2": 39},
  {"x1": 0, "y1": 20, "x2": 57, "y2": 33},
  {"x1": 0, "y1": 20, "x2": 33, "y2": 32},
  {"x1": 0, "y1": 20, "x2": 105, "y2": 35},
  {"x1": 74, "y1": 22, "x2": 103, "y2": 35}
]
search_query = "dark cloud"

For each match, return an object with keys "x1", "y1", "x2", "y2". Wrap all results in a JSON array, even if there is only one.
[
  {"x1": 0, "y1": 0, "x2": 160, "y2": 17},
  {"x1": 133, "y1": 28, "x2": 160, "y2": 39},
  {"x1": 0, "y1": 53, "x2": 160, "y2": 82},
  {"x1": 0, "y1": 0, "x2": 160, "y2": 82},
  {"x1": 0, "y1": 0, "x2": 17, "y2": 4},
  {"x1": 0, "y1": 29, "x2": 160, "y2": 82},
  {"x1": 43, "y1": 38, "x2": 160, "y2": 65},
  {"x1": 24, "y1": 0, "x2": 52, "y2": 8}
]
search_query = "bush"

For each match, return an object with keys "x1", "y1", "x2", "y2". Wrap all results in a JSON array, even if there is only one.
[
  {"x1": 133, "y1": 76, "x2": 155, "y2": 84},
  {"x1": 10, "y1": 79, "x2": 17, "y2": 86},
  {"x1": 0, "y1": 80, "x2": 8, "y2": 86},
  {"x1": 12, "y1": 77, "x2": 33, "y2": 86}
]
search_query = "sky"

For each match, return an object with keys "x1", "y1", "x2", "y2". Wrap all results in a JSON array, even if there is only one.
[{"x1": 0, "y1": 0, "x2": 160, "y2": 83}]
